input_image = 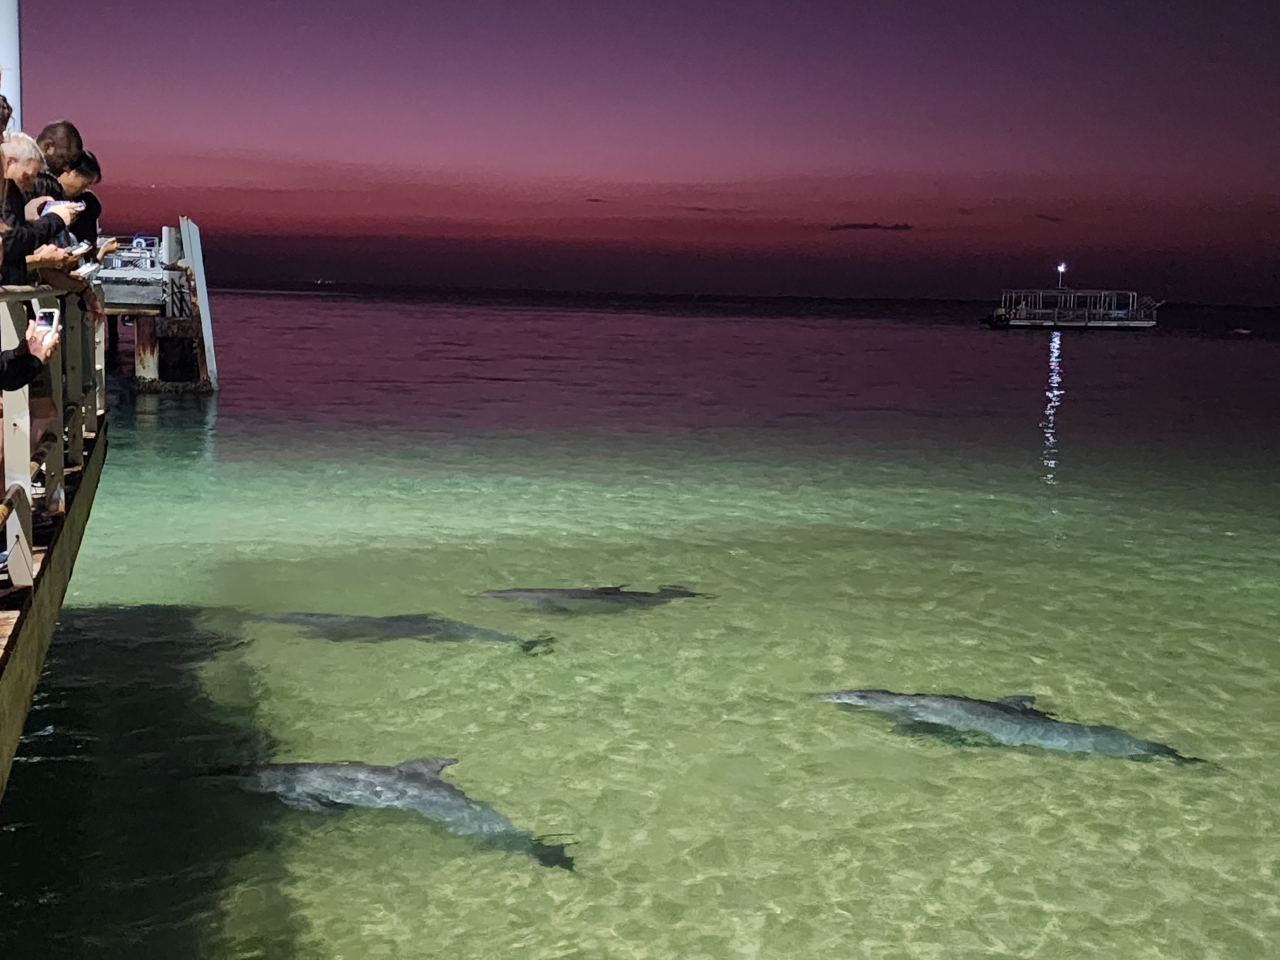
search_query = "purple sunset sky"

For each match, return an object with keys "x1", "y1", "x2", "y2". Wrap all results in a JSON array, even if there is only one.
[{"x1": 20, "y1": 0, "x2": 1280, "y2": 302}]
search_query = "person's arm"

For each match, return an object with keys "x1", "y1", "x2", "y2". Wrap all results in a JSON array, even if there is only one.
[
  {"x1": 3, "y1": 209, "x2": 74, "y2": 262},
  {"x1": 23, "y1": 196, "x2": 53, "y2": 223},
  {"x1": 0, "y1": 319, "x2": 59, "y2": 391},
  {"x1": 36, "y1": 269, "x2": 106, "y2": 323},
  {"x1": 27, "y1": 243, "x2": 79, "y2": 271},
  {"x1": 34, "y1": 267, "x2": 89, "y2": 292}
]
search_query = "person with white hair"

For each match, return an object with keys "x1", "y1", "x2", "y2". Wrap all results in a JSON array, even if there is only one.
[{"x1": 1, "y1": 132, "x2": 80, "y2": 286}]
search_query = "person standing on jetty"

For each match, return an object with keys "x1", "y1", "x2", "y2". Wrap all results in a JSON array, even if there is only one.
[
  {"x1": 0, "y1": 131, "x2": 80, "y2": 285},
  {"x1": 0, "y1": 101, "x2": 106, "y2": 319},
  {"x1": 33, "y1": 121, "x2": 82, "y2": 193},
  {"x1": 58, "y1": 150, "x2": 114, "y2": 259}
]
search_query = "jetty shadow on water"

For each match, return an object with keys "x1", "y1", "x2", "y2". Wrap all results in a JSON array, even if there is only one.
[{"x1": 0, "y1": 605, "x2": 316, "y2": 960}]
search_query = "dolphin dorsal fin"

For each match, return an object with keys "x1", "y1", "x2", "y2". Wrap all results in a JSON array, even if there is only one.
[
  {"x1": 997, "y1": 695, "x2": 1037, "y2": 711},
  {"x1": 395, "y1": 757, "x2": 457, "y2": 777}
]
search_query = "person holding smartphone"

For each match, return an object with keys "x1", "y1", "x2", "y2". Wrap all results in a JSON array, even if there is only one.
[
  {"x1": 57, "y1": 150, "x2": 103, "y2": 250},
  {"x1": 1, "y1": 133, "x2": 79, "y2": 285},
  {"x1": 0, "y1": 313, "x2": 60, "y2": 390},
  {"x1": 0, "y1": 315, "x2": 61, "y2": 484}
]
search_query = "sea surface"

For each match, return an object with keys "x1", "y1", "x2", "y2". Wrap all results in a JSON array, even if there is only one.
[{"x1": 2, "y1": 292, "x2": 1278, "y2": 959}]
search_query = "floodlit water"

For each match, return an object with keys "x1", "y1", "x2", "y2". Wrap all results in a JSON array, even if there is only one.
[{"x1": 2, "y1": 294, "x2": 1279, "y2": 958}]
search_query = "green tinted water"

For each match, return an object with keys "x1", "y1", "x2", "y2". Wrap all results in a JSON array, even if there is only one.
[
  {"x1": 57, "y1": 416, "x2": 1280, "y2": 959},
  {"x1": 4, "y1": 300, "x2": 1279, "y2": 958}
]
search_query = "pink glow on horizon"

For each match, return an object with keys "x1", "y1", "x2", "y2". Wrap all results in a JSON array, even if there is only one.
[{"x1": 15, "y1": 1, "x2": 1280, "y2": 300}]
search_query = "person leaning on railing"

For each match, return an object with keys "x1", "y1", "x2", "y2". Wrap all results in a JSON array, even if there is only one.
[
  {"x1": 55, "y1": 150, "x2": 117, "y2": 263},
  {"x1": 0, "y1": 319, "x2": 62, "y2": 485},
  {"x1": 0, "y1": 132, "x2": 80, "y2": 286},
  {"x1": 32, "y1": 121, "x2": 83, "y2": 199},
  {"x1": 0, "y1": 94, "x2": 67, "y2": 383},
  {"x1": 0, "y1": 132, "x2": 105, "y2": 325}
]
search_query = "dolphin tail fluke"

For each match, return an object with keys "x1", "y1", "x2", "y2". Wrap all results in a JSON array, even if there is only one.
[
  {"x1": 396, "y1": 757, "x2": 458, "y2": 777},
  {"x1": 1141, "y1": 740, "x2": 1208, "y2": 765},
  {"x1": 657, "y1": 585, "x2": 713, "y2": 599},
  {"x1": 529, "y1": 835, "x2": 576, "y2": 871},
  {"x1": 520, "y1": 635, "x2": 556, "y2": 655},
  {"x1": 811, "y1": 691, "x2": 849, "y2": 702}
]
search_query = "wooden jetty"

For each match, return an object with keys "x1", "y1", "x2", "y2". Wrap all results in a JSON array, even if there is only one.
[
  {"x1": 986, "y1": 288, "x2": 1162, "y2": 329},
  {"x1": 98, "y1": 219, "x2": 219, "y2": 392},
  {"x1": 0, "y1": 0, "x2": 217, "y2": 806},
  {"x1": 0, "y1": 284, "x2": 108, "y2": 801}
]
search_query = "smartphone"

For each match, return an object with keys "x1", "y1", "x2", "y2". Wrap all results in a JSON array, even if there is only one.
[
  {"x1": 39, "y1": 200, "x2": 86, "y2": 217},
  {"x1": 35, "y1": 307, "x2": 60, "y2": 331},
  {"x1": 73, "y1": 262, "x2": 101, "y2": 280},
  {"x1": 65, "y1": 240, "x2": 93, "y2": 258}
]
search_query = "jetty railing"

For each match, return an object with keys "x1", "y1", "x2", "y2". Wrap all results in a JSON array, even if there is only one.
[{"x1": 0, "y1": 285, "x2": 106, "y2": 589}]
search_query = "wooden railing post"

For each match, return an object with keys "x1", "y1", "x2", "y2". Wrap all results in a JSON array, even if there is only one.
[
  {"x1": 33, "y1": 294, "x2": 66, "y2": 515},
  {"x1": 93, "y1": 283, "x2": 106, "y2": 419},
  {"x1": 1, "y1": 298, "x2": 34, "y2": 586},
  {"x1": 62, "y1": 291, "x2": 85, "y2": 468},
  {"x1": 0, "y1": 284, "x2": 110, "y2": 589}
]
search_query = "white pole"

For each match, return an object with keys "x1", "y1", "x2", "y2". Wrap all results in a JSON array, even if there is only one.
[{"x1": 0, "y1": 0, "x2": 20, "y2": 132}]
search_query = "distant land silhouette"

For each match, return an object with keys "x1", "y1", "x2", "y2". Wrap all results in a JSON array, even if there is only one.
[{"x1": 184, "y1": 232, "x2": 1280, "y2": 308}]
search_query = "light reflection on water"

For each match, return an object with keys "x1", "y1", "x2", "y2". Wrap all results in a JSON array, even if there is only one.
[
  {"x1": 1040, "y1": 331, "x2": 1064, "y2": 487},
  {"x1": 1, "y1": 295, "x2": 1279, "y2": 959}
]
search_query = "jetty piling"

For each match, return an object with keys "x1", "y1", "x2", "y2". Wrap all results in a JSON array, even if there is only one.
[{"x1": 99, "y1": 218, "x2": 218, "y2": 392}]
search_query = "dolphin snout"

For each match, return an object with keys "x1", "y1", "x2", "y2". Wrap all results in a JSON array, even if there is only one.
[{"x1": 815, "y1": 690, "x2": 875, "y2": 705}]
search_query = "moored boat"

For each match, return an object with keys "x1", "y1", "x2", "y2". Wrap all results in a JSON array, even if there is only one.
[{"x1": 986, "y1": 287, "x2": 1162, "y2": 329}]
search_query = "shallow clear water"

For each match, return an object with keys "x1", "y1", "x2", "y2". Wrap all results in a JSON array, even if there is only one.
[{"x1": 2, "y1": 295, "x2": 1278, "y2": 958}]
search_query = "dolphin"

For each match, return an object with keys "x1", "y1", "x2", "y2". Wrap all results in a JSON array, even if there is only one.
[
  {"x1": 228, "y1": 757, "x2": 574, "y2": 870},
  {"x1": 818, "y1": 688, "x2": 1203, "y2": 763},
  {"x1": 256, "y1": 612, "x2": 552, "y2": 653},
  {"x1": 480, "y1": 584, "x2": 709, "y2": 613}
]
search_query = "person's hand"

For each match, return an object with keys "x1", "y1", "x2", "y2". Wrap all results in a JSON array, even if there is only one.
[
  {"x1": 21, "y1": 319, "x2": 60, "y2": 362},
  {"x1": 47, "y1": 202, "x2": 80, "y2": 226},
  {"x1": 83, "y1": 288, "x2": 107, "y2": 324},
  {"x1": 27, "y1": 243, "x2": 78, "y2": 270},
  {"x1": 24, "y1": 196, "x2": 53, "y2": 222},
  {"x1": 96, "y1": 238, "x2": 119, "y2": 261}
]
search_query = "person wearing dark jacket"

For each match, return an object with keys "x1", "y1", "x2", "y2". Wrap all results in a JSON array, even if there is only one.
[
  {"x1": 58, "y1": 150, "x2": 102, "y2": 248},
  {"x1": 1, "y1": 132, "x2": 78, "y2": 285}
]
